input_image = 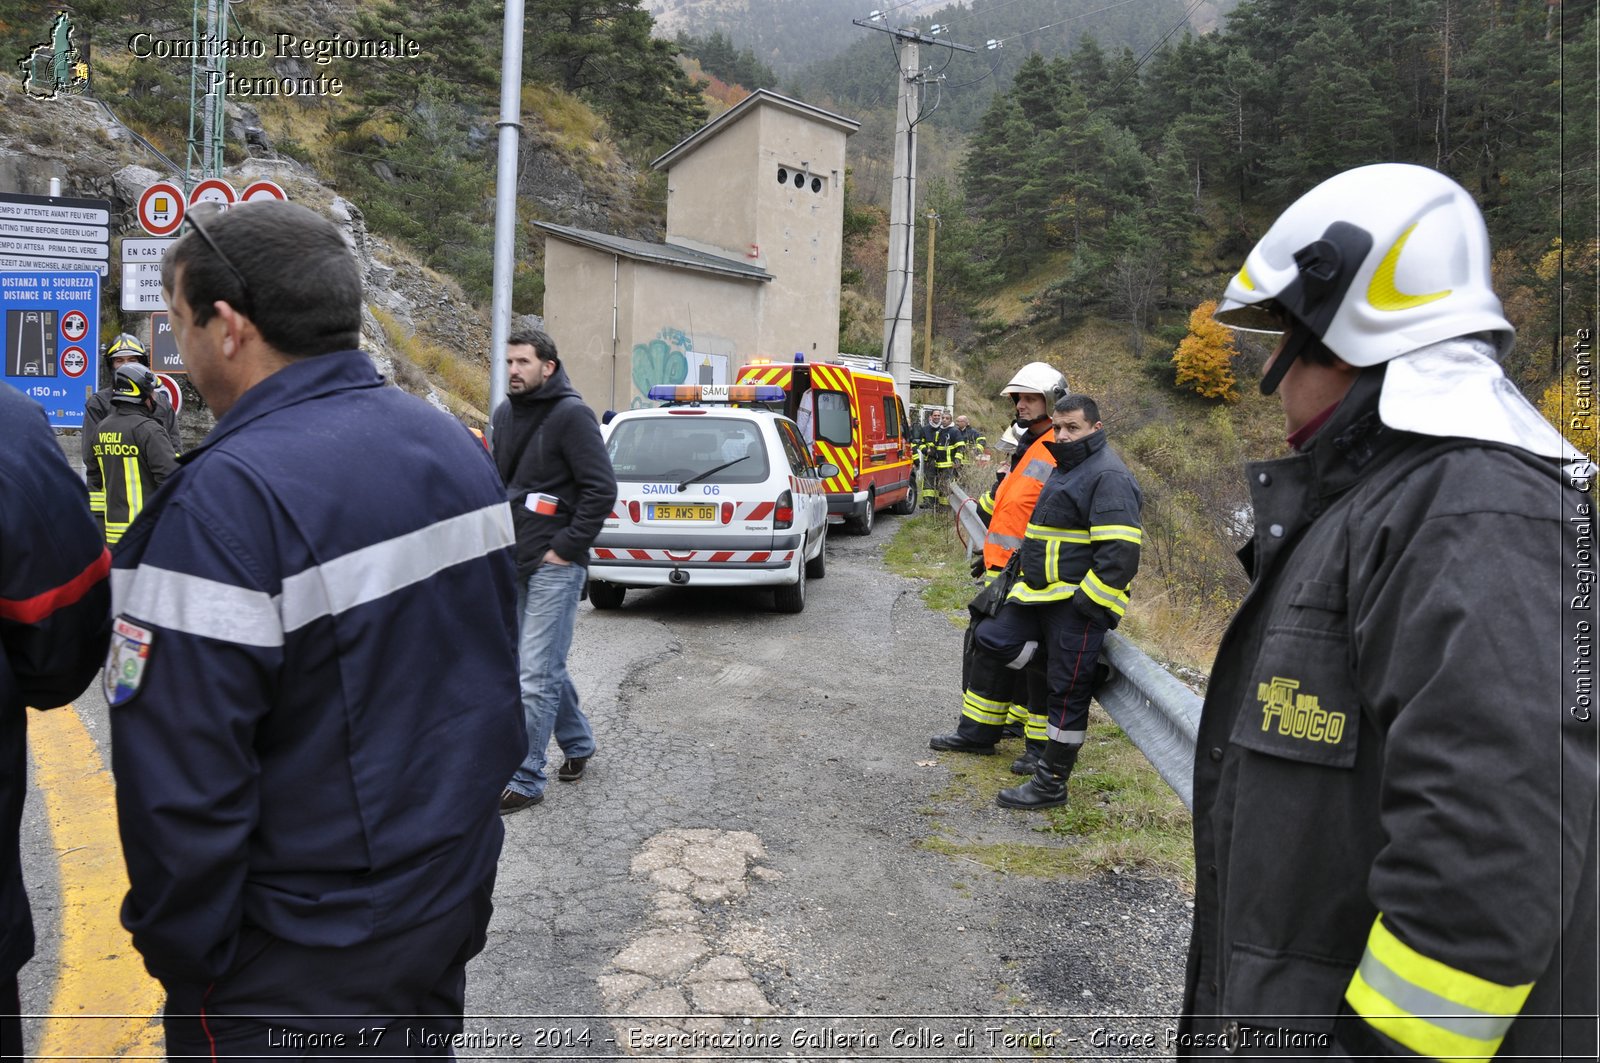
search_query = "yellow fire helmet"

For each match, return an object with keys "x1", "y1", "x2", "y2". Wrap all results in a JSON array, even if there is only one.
[{"x1": 1215, "y1": 164, "x2": 1513, "y2": 373}]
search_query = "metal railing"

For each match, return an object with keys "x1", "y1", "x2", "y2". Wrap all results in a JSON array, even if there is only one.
[{"x1": 948, "y1": 485, "x2": 1203, "y2": 810}]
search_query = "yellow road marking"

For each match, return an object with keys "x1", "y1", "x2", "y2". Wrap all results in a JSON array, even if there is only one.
[{"x1": 29, "y1": 704, "x2": 164, "y2": 1059}]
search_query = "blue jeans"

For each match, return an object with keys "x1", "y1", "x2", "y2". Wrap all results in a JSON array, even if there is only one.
[{"x1": 507, "y1": 562, "x2": 595, "y2": 797}]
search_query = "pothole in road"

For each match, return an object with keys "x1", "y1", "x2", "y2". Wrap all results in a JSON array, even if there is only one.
[{"x1": 599, "y1": 829, "x2": 787, "y2": 1054}]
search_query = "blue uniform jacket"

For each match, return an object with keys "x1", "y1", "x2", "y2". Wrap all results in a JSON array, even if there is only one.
[
  {"x1": 107, "y1": 351, "x2": 526, "y2": 986},
  {"x1": 0, "y1": 384, "x2": 111, "y2": 978}
]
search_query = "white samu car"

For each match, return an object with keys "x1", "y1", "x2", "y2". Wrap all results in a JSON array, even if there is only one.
[{"x1": 588, "y1": 384, "x2": 835, "y2": 613}]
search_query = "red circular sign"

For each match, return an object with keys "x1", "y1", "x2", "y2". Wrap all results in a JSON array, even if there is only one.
[
  {"x1": 137, "y1": 181, "x2": 186, "y2": 236},
  {"x1": 156, "y1": 373, "x2": 183, "y2": 416},
  {"x1": 240, "y1": 179, "x2": 288, "y2": 203},
  {"x1": 60, "y1": 310, "x2": 88, "y2": 341},
  {"x1": 188, "y1": 178, "x2": 237, "y2": 209},
  {"x1": 60, "y1": 346, "x2": 88, "y2": 378}
]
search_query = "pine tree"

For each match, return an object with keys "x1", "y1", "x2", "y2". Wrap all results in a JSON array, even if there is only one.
[{"x1": 1173, "y1": 300, "x2": 1241, "y2": 402}]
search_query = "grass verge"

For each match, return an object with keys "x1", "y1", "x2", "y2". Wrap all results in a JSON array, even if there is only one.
[{"x1": 886, "y1": 510, "x2": 1195, "y2": 887}]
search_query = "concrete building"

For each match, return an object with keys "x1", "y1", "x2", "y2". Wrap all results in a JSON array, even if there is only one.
[{"x1": 536, "y1": 90, "x2": 859, "y2": 413}]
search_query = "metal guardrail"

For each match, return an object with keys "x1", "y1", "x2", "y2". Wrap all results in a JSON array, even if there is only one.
[{"x1": 948, "y1": 485, "x2": 1203, "y2": 810}]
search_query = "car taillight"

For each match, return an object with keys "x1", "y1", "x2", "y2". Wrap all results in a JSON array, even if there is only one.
[
  {"x1": 721, "y1": 501, "x2": 734, "y2": 524},
  {"x1": 627, "y1": 500, "x2": 641, "y2": 522},
  {"x1": 774, "y1": 490, "x2": 794, "y2": 529}
]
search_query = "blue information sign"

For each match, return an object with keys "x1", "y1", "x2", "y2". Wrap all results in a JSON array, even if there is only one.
[{"x1": 1, "y1": 270, "x2": 99, "y2": 427}]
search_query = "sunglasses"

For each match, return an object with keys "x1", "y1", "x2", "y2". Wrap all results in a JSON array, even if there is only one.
[{"x1": 184, "y1": 202, "x2": 255, "y2": 320}]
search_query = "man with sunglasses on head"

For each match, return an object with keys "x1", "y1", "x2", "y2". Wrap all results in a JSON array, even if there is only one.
[
  {"x1": 1180, "y1": 164, "x2": 1596, "y2": 1059},
  {"x1": 110, "y1": 201, "x2": 525, "y2": 1057}
]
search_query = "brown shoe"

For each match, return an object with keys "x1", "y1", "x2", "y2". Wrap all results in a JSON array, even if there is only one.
[
  {"x1": 558, "y1": 755, "x2": 590, "y2": 782},
  {"x1": 499, "y1": 787, "x2": 544, "y2": 815}
]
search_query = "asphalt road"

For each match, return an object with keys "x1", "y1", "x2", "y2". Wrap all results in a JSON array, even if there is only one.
[{"x1": 21, "y1": 512, "x2": 1194, "y2": 1059}]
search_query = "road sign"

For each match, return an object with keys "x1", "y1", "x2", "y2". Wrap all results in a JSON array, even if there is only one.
[
  {"x1": 137, "y1": 182, "x2": 185, "y2": 236},
  {"x1": 156, "y1": 372, "x2": 182, "y2": 416},
  {"x1": 120, "y1": 262, "x2": 167, "y2": 312},
  {"x1": 189, "y1": 178, "x2": 236, "y2": 209},
  {"x1": 60, "y1": 345, "x2": 88, "y2": 378},
  {"x1": 0, "y1": 192, "x2": 111, "y2": 275},
  {"x1": 122, "y1": 237, "x2": 177, "y2": 263},
  {"x1": 149, "y1": 311, "x2": 185, "y2": 375},
  {"x1": 61, "y1": 309, "x2": 88, "y2": 342},
  {"x1": 240, "y1": 179, "x2": 287, "y2": 203},
  {"x1": 1, "y1": 269, "x2": 100, "y2": 427}
]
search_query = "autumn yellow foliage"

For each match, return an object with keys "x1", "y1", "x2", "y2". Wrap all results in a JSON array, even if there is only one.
[
  {"x1": 1538, "y1": 360, "x2": 1598, "y2": 458},
  {"x1": 1173, "y1": 299, "x2": 1240, "y2": 403}
]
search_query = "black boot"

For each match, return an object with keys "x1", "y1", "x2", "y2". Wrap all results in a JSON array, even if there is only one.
[
  {"x1": 929, "y1": 723, "x2": 1001, "y2": 754},
  {"x1": 1009, "y1": 738, "x2": 1046, "y2": 775},
  {"x1": 996, "y1": 743, "x2": 1079, "y2": 809}
]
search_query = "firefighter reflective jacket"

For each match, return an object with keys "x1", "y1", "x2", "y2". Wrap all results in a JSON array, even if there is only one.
[
  {"x1": 977, "y1": 426, "x2": 1053, "y2": 572},
  {"x1": 1006, "y1": 429, "x2": 1142, "y2": 628},
  {"x1": 88, "y1": 404, "x2": 179, "y2": 544},
  {"x1": 954, "y1": 425, "x2": 985, "y2": 463},
  {"x1": 106, "y1": 351, "x2": 526, "y2": 986},
  {"x1": 1181, "y1": 374, "x2": 1598, "y2": 1060},
  {"x1": 927, "y1": 424, "x2": 959, "y2": 469}
]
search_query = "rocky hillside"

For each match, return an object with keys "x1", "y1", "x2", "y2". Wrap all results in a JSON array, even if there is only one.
[{"x1": 0, "y1": 42, "x2": 660, "y2": 435}]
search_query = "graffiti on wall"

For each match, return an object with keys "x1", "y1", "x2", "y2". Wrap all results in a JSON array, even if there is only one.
[{"x1": 631, "y1": 328, "x2": 731, "y2": 406}]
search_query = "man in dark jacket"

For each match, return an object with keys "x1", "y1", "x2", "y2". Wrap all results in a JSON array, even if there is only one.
[
  {"x1": 491, "y1": 327, "x2": 618, "y2": 814},
  {"x1": 971, "y1": 393, "x2": 1142, "y2": 810},
  {"x1": 0, "y1": 383, "x2": 111, "y2": 1058},
  {"x1": 87, "y1": 363, "x2": 179, "y2": 544},
  {"x1": 1182, "y1": 164, "x2": 1596, "y2": 1060},
  {"x1": 114, "y1": 201, "x2": 525, "y2": 1056}
]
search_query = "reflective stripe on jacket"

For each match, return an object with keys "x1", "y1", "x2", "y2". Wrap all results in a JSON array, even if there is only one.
[
  {"x1": 89, "y1": 406, "x2": 178, "y2": 544},
  {"x1": 107, "y1": 350, "x2": 526, "y2": 986},
  {"x1": 1006, "y1": 429, "x2": 1142, "y2": 627}
]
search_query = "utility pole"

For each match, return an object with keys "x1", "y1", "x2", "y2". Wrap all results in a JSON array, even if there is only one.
[
  {"x1": 186, "y1": 0, "x2": 233, "y2": 184},
  {"x1": 853, "y1": 17, "x2": 973, "y2": 405},
  {"x1": 922, "y1": 210, "x2": 938, "y2": 372}
]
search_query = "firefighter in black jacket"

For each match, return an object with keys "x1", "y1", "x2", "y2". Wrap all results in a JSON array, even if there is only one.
[
  {"x1": 82, "y1": 333, "x2": 179, "y2": 525},
  {"x1": 1182, "y1": 163, "x2": 1597, "y2": 1060},
  {"x1": 969, "y1": 393, "x2": 1142, "y2": 810},
  {"x1": 88, "y1": 363, "x2": 179, "y2": 544}
]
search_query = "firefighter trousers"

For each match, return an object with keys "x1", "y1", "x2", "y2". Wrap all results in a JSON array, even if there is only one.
[
  {"x1": 973, "y1": 600, "x2": 1107, "y2": 744},
  {"x1": 957, "y1": 621, "x2": 1047, "y2": 748}
]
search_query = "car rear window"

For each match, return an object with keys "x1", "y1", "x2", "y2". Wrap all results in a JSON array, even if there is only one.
[{"x1": 607, "y1": 416, "x2": 772, "y2": 483}]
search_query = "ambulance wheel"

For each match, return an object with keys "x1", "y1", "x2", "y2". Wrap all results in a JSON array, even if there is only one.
[
  {"x1": 773, "y1": 562, "x2": 806, "y2": 613},
  {"x1": 891, "y1": 475, "x2": 918, "y2": 515},
  {"x1": 804, "y1": 527, "x2": 827, "y2": 579},
  {"x1": 847, "y1": 489, "x2": 875, "y2": 535},
  {"x1": 589, "y1": 580, "x2": 625, "y2": 610}
]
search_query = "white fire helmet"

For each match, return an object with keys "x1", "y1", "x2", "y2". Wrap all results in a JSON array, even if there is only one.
[
  {"x1": 1214, "y1": 163, "x2": 1512, "y2": 366},
  {"x1": 1001, "y1": 362, "x2": 1068, "y2": 401},
  {"x1": 1216, "y1": 163, "x2": 1583, "y2": 464}
]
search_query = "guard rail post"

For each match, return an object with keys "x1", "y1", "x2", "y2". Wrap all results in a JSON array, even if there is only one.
[{"x1": 948, "y1": 485, "x2": 1202, "y2": 810}]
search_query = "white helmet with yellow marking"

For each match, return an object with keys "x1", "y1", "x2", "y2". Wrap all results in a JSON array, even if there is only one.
[
  {"x1": 1215, "y1": 163, "x2": 1513, "y2": 373},
  {"x1": 1217, "y1": 163, "x2": 1583, "y2": 465}
]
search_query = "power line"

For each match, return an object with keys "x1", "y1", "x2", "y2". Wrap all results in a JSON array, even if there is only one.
[
  {"x1": 979, "y1": 0, "x2": 1155, "y2": 51},
  {"x1": 1101, "y1": 0, "x2": 1208, "y2": 101}
]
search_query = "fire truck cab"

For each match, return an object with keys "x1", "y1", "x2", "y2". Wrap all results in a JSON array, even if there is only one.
[{"x1": 734, "y1": 355, "x2": 917, "y2": 535}]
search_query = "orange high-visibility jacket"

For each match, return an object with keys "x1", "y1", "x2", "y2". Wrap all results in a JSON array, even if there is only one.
[{"x1": 977, "y1": 428, "x2": 1054, "y2": 572}]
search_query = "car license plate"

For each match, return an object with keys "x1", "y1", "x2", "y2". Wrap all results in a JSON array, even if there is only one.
[{"x1": 650, "y1": 504, "x2": 715, "y2": 521}]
